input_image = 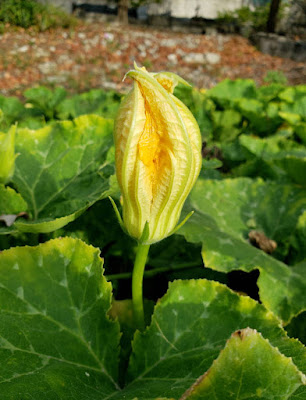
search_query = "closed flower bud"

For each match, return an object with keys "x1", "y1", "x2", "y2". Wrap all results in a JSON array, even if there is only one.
[
  {"x1": 114, "y1": 65, "x2": 202, "y2": 244},
  {"x1": 0, "y1": 125, "x2": 17, "y2": 184}
]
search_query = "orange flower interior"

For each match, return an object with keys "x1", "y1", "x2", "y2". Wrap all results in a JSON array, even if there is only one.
[
  {"x1": 138, "y1": 98, "x2": 172, "y2": 201},
  {"x1": 156, "y1": 77, "x2": 174, "y2": 93}
]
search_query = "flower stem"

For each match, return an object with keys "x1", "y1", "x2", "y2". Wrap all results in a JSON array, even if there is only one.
[{"x1": 132, "y1": 243, "x2": 150, "y2": 330}]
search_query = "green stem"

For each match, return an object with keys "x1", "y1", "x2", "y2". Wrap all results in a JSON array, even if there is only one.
[{"x1": 132, "y1": 243, "x2": 150, "y2": 330}]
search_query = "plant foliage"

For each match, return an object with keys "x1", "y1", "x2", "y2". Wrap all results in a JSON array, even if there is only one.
[
  {"x1": 0, "y1": 0, "x2": 77, "y2": 31},
  {"x1": 0, "y1": 78, "x2": 305, "y2": 398}
]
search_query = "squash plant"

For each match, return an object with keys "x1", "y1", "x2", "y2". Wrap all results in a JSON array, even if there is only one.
[{"x1": 0, "y1": 70, "x2": 305, "y2": 399}]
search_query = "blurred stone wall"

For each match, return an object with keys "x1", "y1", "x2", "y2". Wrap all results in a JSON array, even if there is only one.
[
  {"x1": 148, "y1": 0, "x2": 247, "y2": 19},
  {"x1": 278, "y1": 0, "x2": 306, "y2": 39},
  {"x1": 38, "y1": 0, "x2": 264, "y2": 19}
]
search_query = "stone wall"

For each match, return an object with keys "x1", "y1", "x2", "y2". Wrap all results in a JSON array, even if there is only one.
[
  {"x1": 253, "y1": 32, "x2": 306, "y2": 62},
  {"x1": 147, "y1": 0, "x2": 247, "y2": 20},
  {"x1": 277, "y1": 0, "x2": 306, "y2": 40},
  {"x1": 38, "y1": 0, "x2": 262, "y2": 19}
]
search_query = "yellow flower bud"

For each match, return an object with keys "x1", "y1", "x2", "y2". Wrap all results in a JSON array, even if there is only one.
[
  {"x1": 114, "y1": 65, "x2": 202, "y2": 244},
  {"x1": 0, "y1": 125, "x2": 17, "y2": 184}
]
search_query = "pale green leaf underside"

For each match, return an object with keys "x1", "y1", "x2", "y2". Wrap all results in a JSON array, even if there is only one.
[
  {"x1": 10, "y1": 115, "x2": 115, "y2": 233},
  {"x1": 0, "y1": 238, "x2": 121, "y2": 398},
  {"x1": 179, "y1": 177, "x2": 306, "y2": 322},
  {"x1": 182, "y1": 328, "x2": 305, "y2": 400}
]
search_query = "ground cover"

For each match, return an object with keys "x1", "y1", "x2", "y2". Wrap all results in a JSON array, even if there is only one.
[{"x1": 0, "y1": 53, "x2": 305, "y2": 397}]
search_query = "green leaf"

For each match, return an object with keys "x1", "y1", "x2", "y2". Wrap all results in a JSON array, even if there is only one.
[
  {"x1": 232, "y1": 158, "x2": 281, "y2": 181},
  {"x1": 182, "y1": 328, "x2": 305, "y2": 400},
  {"x1": 48, "y1": 198, "x2": 136, "y2": 271},
  {"x1": 212, "y1": 109, "x2": 242, "y2": 142},
  {"x1": 257, "y1": 83, "x2": 284, "y2": 102},
  {"x1": 11, "y1": 115, "x2": 115, "y2": 233},
  {"x1": 236, "y1": 134, "x2": 306, "y2": 184},
  {"x1": 273, "y1": 151, "x2": 306, "y2": 186},
  {"x1": 295, "y1": 122, "x2": 306, "y2": 144},
  {"x1": 0, "y1": 185, "x2": 27, "y2": 234},
  {"x1": 174, "y1": 86, "x2": 214, "y2": 141},
  {"x1": 279, "y1": 111, "x2": 302, "y2": 125},
  {"x1": 0, "y1": 237, "x2": 121, "y2": 398},
  {"x1": 24, "y1": 86, "x2": 67, "y2": 120},
  {"x1": 109, "y1": 299, "x2": 155, "y2": 388},
  {"x1": 0, "y1": 124, "x2": 17, "y2": 184},
  {"x1": 56, "y1": 89, "x2": 122, "y2": 120},
  {"x1": 123, "y1": 279, "x2": 306, "y2": 399},
  {"x1": 179, "y1": 177, "x2": 306, "y2": 322},
  {"x1": 286, "y1": 309, "x2": 306, "y2": 346},
  {"x1": 0, "y1": 95, "x2": 24, "y2": 130},
  {"x1": 0, "y1": 185, "x2": 27, "y2": 216},
  {"x1": 278, "y1": 86, "x2": 306, "y2": 102},
  {"x1": 288, "y1": 214, "x2": 306, "y2": 265},
  {"x1": 207, "y1": 79, "x2": 257, "y2": 108},
  {"x1": 17, "y1": 115, "x2": 48, "y2": 130},
  {"x1": 202, "y1": 158, "x2": 223, "y2": 170},
  {"x1": 236, "y1": 97, "x2": 263, "y2": 115},
  {"x1": 239, "y1": 133, "x2": 298, "y2": 158},
  {"x1": 0, "y1": 247, "x2": 305, "y2": 399},
  {"x1": 279, "y1": 86, "x2": 306, "y2": 120},
  {"x1": 235, "y1": 98, "x2": 281, "y2": 135}
]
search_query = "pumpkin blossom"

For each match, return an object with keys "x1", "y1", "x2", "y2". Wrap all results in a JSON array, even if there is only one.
[{"x1": 114, "y1": 64, "x2": 202, "y2": 244}]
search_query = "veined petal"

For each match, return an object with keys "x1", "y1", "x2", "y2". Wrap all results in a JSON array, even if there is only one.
[
  {"x1": 115, "y1": 82, "x2": 148, "y2": 237},
  {"x1": 153, "y1": 71, "x2": 191, "y2": 93},
  {"x1": 114, "y1": 66, "x2": 202, "y2": 244}
]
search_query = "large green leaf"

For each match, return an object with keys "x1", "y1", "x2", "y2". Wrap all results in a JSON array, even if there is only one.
[
  {"x1": 122, "y1": 279, "x2": 306, "y2": 399},
  {"x1": 179, "y1": 177, "x2": 306, "y2": 322},
  {"x1": 182, "y1": 328, "x2": 305, "y2": 400},
  {"x1": 11, "y1": 115, "x2": 115, "y2": 233},
  {"x1": 0, "y1": 244, "x2": 305, "y2": 399},
  {"x1": 0, "y1": 237, "x2": 121, "y2": 398}
]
